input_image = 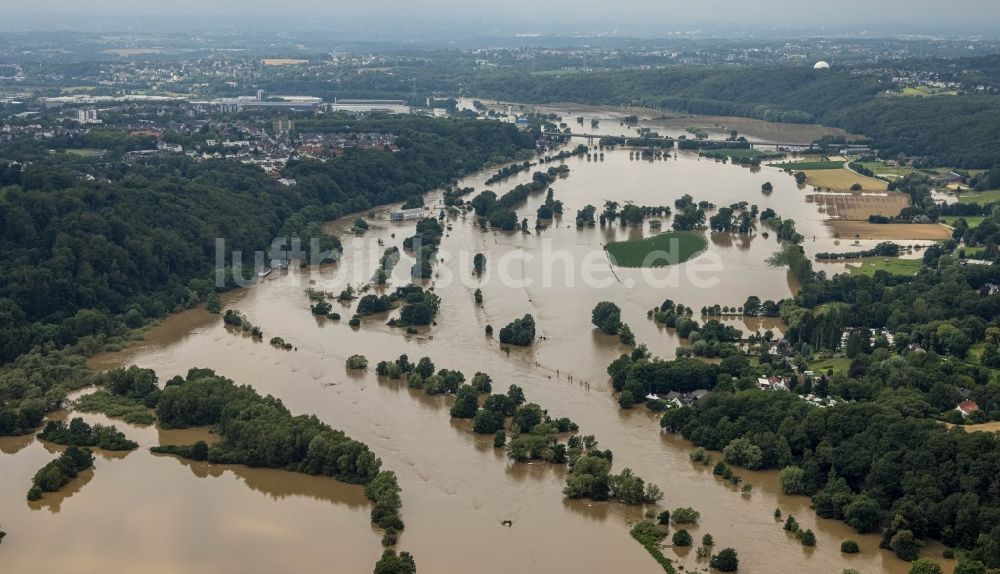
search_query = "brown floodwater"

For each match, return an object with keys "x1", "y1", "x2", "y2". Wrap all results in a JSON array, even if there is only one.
[
  {"x1": 519, "y1": 100, "x2": 861, "y2": 145},
  {"x1": 1, "y1": 105, "x2": 952, "y2": 574}
]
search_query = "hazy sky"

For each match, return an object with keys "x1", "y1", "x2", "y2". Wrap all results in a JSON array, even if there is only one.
[{"x1": 5, "y1": 0, "x2": 1000, "y2": 32}]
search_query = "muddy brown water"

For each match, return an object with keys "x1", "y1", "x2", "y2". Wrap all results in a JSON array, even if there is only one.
[{"x1": 0, "y1": 108, "x2": 951, "y2": 573}]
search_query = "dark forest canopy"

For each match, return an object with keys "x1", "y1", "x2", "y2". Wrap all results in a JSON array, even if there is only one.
[
  {"x1": 661, "y1": 391, "x2": 1000, "y2": 567},
  {"x1": 0, "y1": 350, "x2": 95, "y2": 436},
  {"x1": 0, "y1": 117, "x2": 535, "y2": 365},
  {"x1": 465, "y1": 66, "x2": 1000, "y2": 168}
]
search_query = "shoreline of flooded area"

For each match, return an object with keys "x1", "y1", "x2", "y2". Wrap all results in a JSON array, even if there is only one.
[{"x1": 1, "y1": 105, "x2": 952, "y2": 574}]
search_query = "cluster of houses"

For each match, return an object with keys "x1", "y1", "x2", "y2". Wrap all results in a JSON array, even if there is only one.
[
  {"x1": 646, "y1": 389, "x2": 709, "y2": 408},
  {"x1": 839, "y1": 328, "x2": 895, "y2": 351},
  {"x1": 756, "y1": 376, "x2": 789, "y2": 391},
  {"x1": 124, "y1": 142, "x2": 185, "y2": 162},
  {"x1": 801, "y1": 394, "x2": 843, "y2": 408},
  {"x1": 296, "y1": 131, "x2": 398, "y2": 159},
  {"x1": 754, "y1": 375, "x2": 842, "y2": 407},
  {"x1": 0, "y1": 122, "x2": 81, "y2": 142}
]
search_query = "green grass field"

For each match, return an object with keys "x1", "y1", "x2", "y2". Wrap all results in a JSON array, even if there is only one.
[
  {"x1": 68, "y1": 148, "x2": 106, "y2": 157},
  {"x1": 845, "y1": 257, "x2": 923, "y2": 277},
  {"x1": 896, "y1": 86, "x2": 959, "y2": 97},
  {"x1": 855, "y1": 161, "x2": 916, "y2": 177},
  {"x1": 856, "y1": 161, "x2": 962, "y2": 179},
  {"x1": 769, "y1": 160, "x2": 843, "y2": 170},
  {"x1": 605, "y1": 232, "x2": 708, "y2": 268},
  {"x1": 940, "y1": 216, "x2": 986, "y2": 228},
  {"x1": 51, "y1": 148, "x2": 106, "y2": 157},
  {"x1": 809, "y1": 356, "x2": 852, "y2": 374},
  {"x1": 969, "y1": 342, "x2": 986, "y2": 363},
  {"x1": 961, "y1": 246, "x2": 987, "y2": 258},
  {"x1": 957, "y1": 190, "x2": 1000, "y2": 205},
  {"x1": 814, "y1": 302, "x2": 850, "y2": 316},
  {"x1": 531, "y1": 68, "x2": 585, "y2": 76}
]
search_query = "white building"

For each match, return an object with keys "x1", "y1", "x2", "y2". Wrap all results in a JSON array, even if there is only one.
[
  {"x1": 756, "y1": 377, "x2": 789, "y2": 391},
  {"x1": 330, "y1": 99, "x2": 411, "y2": 114},
  {"x1": 390, "y1": 208, "x2": 424, "y2": 221},
  {"x1": 76, "y1": 109, "x2": 101, "y2": 124}
]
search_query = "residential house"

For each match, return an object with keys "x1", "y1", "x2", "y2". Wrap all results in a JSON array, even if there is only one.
[
  {"x1": 955, "y1": 400, "x2": 981, "y2": 418},
  {"x1": 756, "y1": 377, "x2": 788, "y2": 391}
]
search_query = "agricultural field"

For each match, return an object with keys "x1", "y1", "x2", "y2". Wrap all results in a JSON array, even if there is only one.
[
  {"x1": 844, "y1": 257, "x2": 924, "y2": 277},
  {"x1": 827, "y1": 221, "x2": 953, "y2": 241},
  {"x1": 854, "y1": 161, "x2": 916, "y2": 178},
  {"x1": 769, "y1": 160, "x2": 843, "y2": 170},
  {"x1": 64, "y1": 148, "x2": 106, "y2": 157},
  {"x1": 957, "y1": 189, "x2": 1000, "y2": 204},
  {"x1": 604, "y1": 231, "x2": 707, "y2": 268},
  {"x1": 102, "y1": 48, "x2": 164, "y2": 56},
  {"x1": 962, "y1": 422, "x2": 1000, "y2": 433},
  {"x1": 809, "y1": 192, "x2": 908, "y2": 220},
  {"x1": 895, "y1": 86, "x2": 959, "y2": 97},
  {"x1": 262, "y1": 58, "x2": 309, "y2": 66},
  {"x1": 803, "y1": 168, "x2": 888, "y2": 191},
  {"x1": 855, "y1": 161, "x2": 957, "y2": 178}
]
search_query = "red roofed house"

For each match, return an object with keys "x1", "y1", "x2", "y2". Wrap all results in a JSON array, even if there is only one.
[{"x1": 955, "y1": 400, "x2": 980, "y2": 418}]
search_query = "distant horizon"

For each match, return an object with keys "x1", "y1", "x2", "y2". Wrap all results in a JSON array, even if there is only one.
[
  {"x1": 2, "y1": 0, "x2": 1000, "y2": 37},
  {"x1": 0, "y1": 19, "x2": 998, "y2": 42}
]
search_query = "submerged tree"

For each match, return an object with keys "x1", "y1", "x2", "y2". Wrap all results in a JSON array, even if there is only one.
[{"x1": 592, "y1": 302, "x2": 622, "y2": 335}]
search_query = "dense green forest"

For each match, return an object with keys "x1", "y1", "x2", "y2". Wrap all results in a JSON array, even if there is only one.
[
  {"x1": 0, "y1": 117, "x2": 534, "y2": 408},
  {"x1": 629, "y1": 211, "x2": 1000, "y2": 568},
  {"x1": 661, "y1": 392, "x2": 1000, "y2": 568},
  {"x1": 0, "y1": 350, "x2": 95, "y2": 436},
  {"x1": 466, "y1": 67, "x2": 1000, "y2": 168}
]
